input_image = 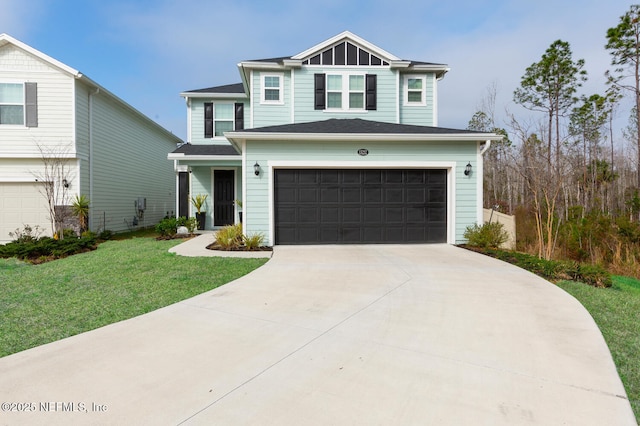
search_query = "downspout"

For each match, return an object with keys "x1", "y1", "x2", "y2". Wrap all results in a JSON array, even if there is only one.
[
  {"x1": 88, "y1": 87, "x2": 99, "y2": 230},
  {"x1": 480, "y1": 139, "x2": 491, "y2": 155},
  {"x1": 477, "y1": 139, "x2": 492, "y2": 225}
]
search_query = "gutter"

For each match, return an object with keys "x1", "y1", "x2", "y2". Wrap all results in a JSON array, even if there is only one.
[{"x1": 480, "y1": 139, "x2": 492, "y2": 155}]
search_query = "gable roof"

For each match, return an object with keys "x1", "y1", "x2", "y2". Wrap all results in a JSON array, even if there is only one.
[
  {"x1": 237, "y1": 31, "x2": 449, "y2": 78},
  {"x1": 291, "y1": 31, "x2": 400, "y2": 63},
  {"x1": 0, "y1": 33, "x2": 79, "y2": 77},
  {"x1": 1, "y1": 33, "x2": 183, "y2": 144},
  {"x1": 226, "y1": 119, "x2": 503, "y2": 148}
]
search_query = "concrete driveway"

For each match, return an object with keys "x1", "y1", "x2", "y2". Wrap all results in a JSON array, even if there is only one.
[{"x1": 0, "y1": 244, "x2": 635, "y2": 425}]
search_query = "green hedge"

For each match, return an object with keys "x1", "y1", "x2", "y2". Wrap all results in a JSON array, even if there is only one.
[
  {"x1": 464, "y1": 247, "x2": 612, "y2": 288},
  {"x1": 0, "y1": 235, "x2": 98, "y2": 263}
]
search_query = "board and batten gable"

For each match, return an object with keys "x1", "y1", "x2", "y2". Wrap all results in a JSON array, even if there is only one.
[
  {"x1": 240, "y1": 138, "x2": 479, "y2": 245},
  {"x1": 82, "y1": 80, "x2": 180, "y2": 232}
]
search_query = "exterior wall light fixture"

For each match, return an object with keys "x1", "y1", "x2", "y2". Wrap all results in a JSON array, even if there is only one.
[
  {"x1": 254, "y1": 162, "x2": 260, "y2": 176},
  {"x1": 464, "y1": 162, "x2": 472, "y2": 176}
]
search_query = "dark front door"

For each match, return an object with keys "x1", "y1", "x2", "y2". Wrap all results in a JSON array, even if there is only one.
[
  {"x1": 274, "y1": 169, "x2": 447, "y2": 244},
  {"x1": 214, "y1": 170, "x2": 234, "y2": 226},
  {"x1": 178, "y1": 172, "x2": 190, "y2": 218}
]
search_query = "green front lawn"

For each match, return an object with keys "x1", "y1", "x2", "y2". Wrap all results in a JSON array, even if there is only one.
[
  {"x1": 0, "y1": 237, "x2": 268, "y2": 358},
  {"x1": 557, "y1": 276, "x2": 640, "y2": 422}
]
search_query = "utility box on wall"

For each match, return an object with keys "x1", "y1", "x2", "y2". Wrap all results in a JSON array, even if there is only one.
[{"x1": 137, "y1": 198, "x2": 146, "y2": 211}]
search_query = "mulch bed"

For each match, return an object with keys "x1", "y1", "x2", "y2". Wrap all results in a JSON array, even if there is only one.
[{"x1": 206, "y1": 243, "x2": 273, "y2": 252}]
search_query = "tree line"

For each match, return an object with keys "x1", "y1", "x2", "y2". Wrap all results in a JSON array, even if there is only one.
[{"x1": 471, "y1": 4, "x2": 640, "y2": 277}]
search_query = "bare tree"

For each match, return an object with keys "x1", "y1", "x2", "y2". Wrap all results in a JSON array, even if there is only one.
[{"x1": 32, "y1": 143, "x2": 74, "y2": 239}]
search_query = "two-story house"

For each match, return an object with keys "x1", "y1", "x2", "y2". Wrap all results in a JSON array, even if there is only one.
[
  {"x1": 169, "y1": 31, "x2": 501, "y2": 245},
  {"x1": 0, "y1": 34, "x2": 182, "y2": 242}
]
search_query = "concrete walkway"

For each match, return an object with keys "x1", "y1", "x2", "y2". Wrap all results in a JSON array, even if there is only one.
[{"x1": 0, "y1": 245, "x2": 635, "y2": 425}]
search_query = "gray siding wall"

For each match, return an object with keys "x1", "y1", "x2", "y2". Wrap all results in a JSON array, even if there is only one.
[{"x1": 81, "y1": 81, "x2": 178, "y2": 232}]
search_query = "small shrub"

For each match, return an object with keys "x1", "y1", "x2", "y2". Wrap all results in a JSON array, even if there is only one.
[
  {"x1": 8, "y1": 224, "x2": 43, "y2": 243},
  {"x1": 98, "y1": 230, "x2": 113, "y2": 241},
  {"x1": 176, "y1": 216, "x2": 197, "y2": 234},
  {"x1": 575, "y1": 264, "x2": 612, "y2": 288},
  {"x1": 155, "y1": 217, "x2": 178, "y2": 238},
  {"x1": 464, "y1": 222, "x2": 509, "y2": 249},
  {"x1": 0, "y1": 235, "x2": 97, "y2": 262},
  {"x1": 62, "y1": 228, "x2": 77, "y2": 239},
  {"x1": 465, "y1": 247, "x2": 612, "y2": 288},
  {"x1": 215, "y1": 224, "x2": 244, "y2": 249},
  {"x1": 243, "y1": 233, "x2": 265, "y2": 250}
]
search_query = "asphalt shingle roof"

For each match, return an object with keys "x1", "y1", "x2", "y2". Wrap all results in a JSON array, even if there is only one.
[
  {"x1": 182, "y1": 83, "x2": 245, "y2": 95},
  {"x1": 235, "y1": 119, "x2": 482, "y2": 135},
  {"x1": 171, "y1": 144, "x2": 239, "y2": 155}
]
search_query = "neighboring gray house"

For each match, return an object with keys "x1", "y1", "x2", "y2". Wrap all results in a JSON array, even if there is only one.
[
  {"x1": 169, "y1": 31, "x2": 501, "y2": 245},
  {"x1": 0, "y1": 34, "x2": 182, "y2": 242}
]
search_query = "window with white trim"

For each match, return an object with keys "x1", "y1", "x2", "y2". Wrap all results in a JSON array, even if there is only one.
[
  {"x1": 404, "y1": 76, "x2": 426, "y2": 106},
  {"x1": 213, "y1": 103, "x2": 234, "y2": 136},
  {"x1": 0, "y1": 82, "x2": 24, "y2": 125},
  {"x1": 204, "y1": 101, "x2": 243, "y2": 138},
  {"x1": 261, "y1": 73, "x2": 283, "y2": 104},
  {"x1": 325, "y1": 73, "x2": 365, "y2": 111}
]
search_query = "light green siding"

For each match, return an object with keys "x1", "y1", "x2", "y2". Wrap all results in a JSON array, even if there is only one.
[
  {"x1": 176, "y1": 163, "x2": 243, "y2": 229},
  {"x1": 399, "y1": 73, "x2": 436, "y2": 126},
  {"x1": 189, "y1": 99, "x2": 249, "y2": 145},
  {"x1": 242, "y1": 139, "x2": 479, "y2": 245},
  {"x1": 293, "y1": 67, "x2": 397, "y2": 124},
  {"x1": 252, "y1": 71, "x2": 291, "y2": 128}
]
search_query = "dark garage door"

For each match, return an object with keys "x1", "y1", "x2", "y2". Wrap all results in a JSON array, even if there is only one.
[{"x1": 274, "y1": 169, "x2": 447, "y2": 244}]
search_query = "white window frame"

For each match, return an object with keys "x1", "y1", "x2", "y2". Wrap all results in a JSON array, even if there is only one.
[
  {"x1": 213, "y1": 103, "x2": 234, "y2": 138},
  {"x1": 260, "y1": 73, "x2": 284, "y2": 105},
  {"x1": 325, "y1": 72, "x2": 366, "y2": 112},
  {"x1": 403, "y1": 75, "x2": 426, "y2": 106},
  {"x1": 0, "y1": 81, "x2": 25, "y2": 126}
]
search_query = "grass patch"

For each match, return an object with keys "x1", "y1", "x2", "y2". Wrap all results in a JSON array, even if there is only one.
[
  {"x1": 557, "y1": 276, "x2": 640, "y2": 421},
  {"x1": 0, "y1": 237, "x2": 268, "y2": 358}
]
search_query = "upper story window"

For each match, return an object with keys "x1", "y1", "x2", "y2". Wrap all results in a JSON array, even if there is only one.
[
  {"x1": 0, "y1": 82, "x2": 37, "y2": 127},
  {"x1": 323, "y1": 73, "x2": 366, "y2": 111},
  {"x1": 261, "y1": 73, "x2": 283, "y2": 104},
  {"x1": 214, "y1": 104, "x2": 233, "y2": 136},
  {"x1": 314, "y1": 73, "x2": 376, "y2": 111},
  {"x1": 404, "y1": 76, "x2": 426, "y2": 106},
  {"x1": 0, "y1": 83, "x2": 25, "y2": 125},
  {"x1": 204, "y1": 102, "x2": 244, "y2": 138}
]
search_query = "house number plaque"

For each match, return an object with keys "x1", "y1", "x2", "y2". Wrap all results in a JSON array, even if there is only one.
[{"x1": 358, "y1": 149, "x2": 369, "y2": 156}]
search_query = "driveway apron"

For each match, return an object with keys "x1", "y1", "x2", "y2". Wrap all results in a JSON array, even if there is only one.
[{"x1": 0, "y1": 245, "x2": 635, "y2": 425}]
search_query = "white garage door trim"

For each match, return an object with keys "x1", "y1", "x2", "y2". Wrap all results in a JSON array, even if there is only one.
[{"x1": 267, "y1": 161, "x2": 457, "y2": 245}]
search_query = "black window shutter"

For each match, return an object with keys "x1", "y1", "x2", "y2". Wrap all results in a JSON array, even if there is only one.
[
  {"x1": 366, "y1": 74, "x2": 377, "y2": 111},
  {"x1": 314, "y1": 73, "x2": 326, "y2": 110},
  {"x1": 25, "y1": 82, "x2": 38, "y2": 127},
  {"x1": 234, "y1": 103, "x2": 244, "y2": 130},
  {"x1": 204, "y1": 102, "x2": 213, "y2": 138}
]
